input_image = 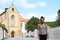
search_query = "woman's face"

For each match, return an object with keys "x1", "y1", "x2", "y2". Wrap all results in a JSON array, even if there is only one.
[{"x1": 40, "y1": 18, "x2": 44, "y2": 24}]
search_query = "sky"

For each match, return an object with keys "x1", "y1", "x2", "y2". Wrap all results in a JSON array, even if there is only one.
[{"x1": 0, "y1": 0, "x2": 60, "y2": 22}]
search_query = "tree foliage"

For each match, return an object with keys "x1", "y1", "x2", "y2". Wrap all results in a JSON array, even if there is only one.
[
  {"x1": 25, "y1": 16, "x2": 39, "y2": 32},
  {"x1": 56, "y1": 9, "x2": 60, "y2": 26},
  {"x1": 45, "y1": 21, "x2": 58, "y2": 27},
  {"x1": 0, "y1": 23, "x2": 8, "y2": 33}
]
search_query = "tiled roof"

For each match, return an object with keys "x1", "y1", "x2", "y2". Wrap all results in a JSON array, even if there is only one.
[{"x1": 21, "y1": 17, "x2": 28, "y2": 26}]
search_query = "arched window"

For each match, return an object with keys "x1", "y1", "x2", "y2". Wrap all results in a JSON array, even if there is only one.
[
  {"x1": 11, "y1": 15, "x2": 15, "y2": 27},
  {"x1": 12, "y1": 8, "x2": 14, "y2": 11},
  {"x1": 11, "y1": 15, "x2": 14, "y2": 19}
]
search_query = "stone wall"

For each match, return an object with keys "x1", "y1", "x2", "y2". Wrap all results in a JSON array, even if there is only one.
[{"x1": 23, "y1": 29, "x2": 38, "y2": 38}]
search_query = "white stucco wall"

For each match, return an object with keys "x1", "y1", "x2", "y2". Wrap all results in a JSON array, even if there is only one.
[
  {"x1": 0, "y1": 27, "x2": 3, "y2": 40},
  {"x1": 21, "y1": 22, "x2": 27, "y2": 37}
]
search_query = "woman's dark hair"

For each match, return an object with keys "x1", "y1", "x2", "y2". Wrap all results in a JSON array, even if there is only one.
[
  {"x1": 39, "y1": 16, "x2": 45, "y2": 23},
  {"x1": 40, "y1": 16, "x2": 45, "y2": 20}
]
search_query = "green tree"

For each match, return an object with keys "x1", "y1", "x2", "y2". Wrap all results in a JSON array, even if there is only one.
[
  {"x1": 45, "y1": 21, "x2": 58, "y2": 27},
  {"x1": 25, "y1": 16, "x2": 39, "y2": 32},
  {"x1": 57, "y1": 9, "x2": 60, "y2": 26},
  {"x1": 0, "y1": 23, "x2": 8, "y2": 40}
]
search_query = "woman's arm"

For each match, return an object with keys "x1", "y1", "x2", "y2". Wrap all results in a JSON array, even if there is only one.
[
  {"x1": 46, "y1": 24, "x2": 49, "y2": 39},
  {"x1": 38, "y1": 24, "x2": 40, "y2": 39}
]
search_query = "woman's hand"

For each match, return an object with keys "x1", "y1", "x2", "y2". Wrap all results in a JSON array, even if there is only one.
[
  {"x1": 47, "y1": 34, "x2": 49, "y2": 39},
  {"x1": 38, "y1": 34, "x2": 40, "y2": 39}
]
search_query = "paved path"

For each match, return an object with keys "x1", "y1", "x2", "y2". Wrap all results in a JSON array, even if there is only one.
[
  {"x1": 5, "y1": 27, "x2": 60, "y2": 40},
  {"x1": 48, "y1": 27, "x2": 60, "y2": 40},
  {"x1": 4, "y1": 37, "x2": 38, "y2": 40}
]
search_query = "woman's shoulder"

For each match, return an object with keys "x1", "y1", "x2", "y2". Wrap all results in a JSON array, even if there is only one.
[
  {"x1": 38, "y1": 23, "x2": 40, "y2": 26},
  {"x1": 38, "y1": 23, "x2": 41, "y2": 27}
]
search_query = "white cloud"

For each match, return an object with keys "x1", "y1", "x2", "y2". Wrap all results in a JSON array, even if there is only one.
[
  {"x1": 24, "y1": 13, "x2": 37, "y2": 19},
  {"x1": 25, "y1": 3, "x2": 37, "y2": 9},
  {"x1": 24, "y1": 13, "x2": 45, "y2": 19},
  {"x1": 0, "y1": 0, "x2": 12, "y2": 8},
  {"x1": 38, "y1": 1, "x2": 46, "y2": 6},
  {"x1": 45, "y1": 13, "x2": 57, "y2": 22},
  {"x1": 0, "y1": 0, "x2": 46, "y2": 9},
  {"x1": 14, "y1": 0, "x2": 46, "y2": 9},
  {"x1": 0, "y1": 9, "x2": 4, "y2": 14},
  {"x1": 0, "y1": 0, "x2": 12, "y2": 3},
  {"x1": 14, "y1": 0, "x2": 37, "y2": 9},
  {"x1": 23, "y1": 12, "x2": 57, "y2": 22}
]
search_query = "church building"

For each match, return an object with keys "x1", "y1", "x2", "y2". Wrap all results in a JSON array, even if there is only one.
[{"x1": 0, "y1": 5, "x2": 28, "y2": 37}]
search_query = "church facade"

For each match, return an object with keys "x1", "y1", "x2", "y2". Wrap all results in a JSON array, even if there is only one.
[{"x1": 0, "y1": 5, "x2": 26, "y2": 37}]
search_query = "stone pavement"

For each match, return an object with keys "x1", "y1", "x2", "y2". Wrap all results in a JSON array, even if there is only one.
[
  {"x1": 4, "y1": 37, "x2": 38, "y2": 40},
  {"x1": 47, "y1": 27, "x2": 60, "y2": 40},
  {"x1": 5, "y1": 27, "x2": 60, "y2": 40}
]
